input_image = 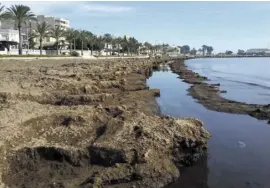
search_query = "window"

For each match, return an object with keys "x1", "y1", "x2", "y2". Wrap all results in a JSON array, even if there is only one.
[{"x1": 46, "y1": 37, "x2": 50, "y2": 42}]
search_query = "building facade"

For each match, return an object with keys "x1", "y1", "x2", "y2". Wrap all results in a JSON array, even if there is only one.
[
  {"x1": 165, "y1": 46, "x2": 181, "y2": 57},
  {"x1": 0, "y1": 15, "x2": 70, "y2": 50},
  {"x1": 0, "y1": 29, "x2": 19, "y2": 43},
  {"x1": 30, "y1": 15, "x2": 70, "y2": 48}
]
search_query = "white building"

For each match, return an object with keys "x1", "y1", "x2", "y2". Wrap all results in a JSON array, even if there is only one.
[
  {"x1": 0, "y1": 29, "x2": 20, "y2": 53},
  {"x1": 29, "y1": 15, "x2": 70, "y2": 49},
  {"x1": 0, "y1": 19, "x2": 16, "y2": 30},
  {"x1": 33, "y1": 15, "x2": 70, "y2": 30},
  {"x1": 0, "y1": 29, "x2": 19, "y2": 43},
  {"x1": 0, "y1": 19, "x2": 27, "y2": 47},
  {"x1": 0, "y1": 15, "x2": 70, "y2": 50},
  {"x1": 165, "y1": 46, "x2": 181, "y2": 57}
]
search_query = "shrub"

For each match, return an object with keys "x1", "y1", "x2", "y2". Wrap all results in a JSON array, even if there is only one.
[{"x1": 70, "y1": 51, "x2": 79, "y2": 57}]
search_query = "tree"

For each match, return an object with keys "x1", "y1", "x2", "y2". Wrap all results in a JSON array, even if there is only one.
[
  {"x1": 73, "y1": 30, "x2": 80, "y2": 50},
  {"x1": 78, "y1": 30, "x2": 88, "y2": 56},
  {"x1": 88, "y1": 34, "x2": 96, "y2": 55},
  {"x1": 4, "y1": 5, "x2": 36, "y2": 55},
  {"x1": 198, "y1": 48, "x2": 203, "y2": 55},
  {"x1": 34, "y1": 21, "x2": 51, "y2": 55},
  {"x1": 96, "y1": 36, "x2": 105, "y2": 55},
  {"x1": 144, "y1": 42, "x2": 153, "y2": 55},
  {"x1": 128, "y1": 37, "x2": 139, "y2": 55},
  {"x1": 190, "y1": 48, "x2": 197, "y2": 55},
  {"x1": 64, "y1": 28, "x2": 76, "y2": 53},
  {"x1": 51, "y1": 26, "x2": 65, "y2": 55},
  {"x1": 28, "y1": 32, "x2": 37, "y2": 49},
  {"x1": 0, "y1": 3, "x2": 5, "y2": 21},
  {"x1": 112, "y1": 39, "x2": 117, "y2": 55},
  {"x1": 225, "y1": 50, "x2": 233, "y2": 55},
  {"x1": 181, "y1": 45, "x2": 190, "y2": 54},
  {"x1": 206, "y1": 46, "x2": 213, "y2": 55},
  {"x1": 202, "y1": 45, "x2": 208, "y2": 56},
  {"x1": 115, "y1": 37, "x2": 122, "y2": 56},
  {"x1": 103, "y1": 33, "x2": 112, "y2": 55},
  {"x1": 237, "y1": 49, "x2": 245, "y2": 55}
]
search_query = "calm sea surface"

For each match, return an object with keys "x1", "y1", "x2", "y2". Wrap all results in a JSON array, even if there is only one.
[
  {"x1": 186, "y1": 58, "x2": 270, "y2": 105},
  {"x1": 147, "y1": 59, "x2": 270, "y2": 188}
]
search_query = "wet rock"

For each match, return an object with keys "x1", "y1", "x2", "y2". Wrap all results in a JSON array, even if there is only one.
[{"x1": 249, "y1": 108, "x2": 269, "y2": 120}]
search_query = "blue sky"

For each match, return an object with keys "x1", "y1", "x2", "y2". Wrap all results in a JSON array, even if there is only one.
[{"x1": 3, "y1": 1, "x2": 270, "y2": 53}]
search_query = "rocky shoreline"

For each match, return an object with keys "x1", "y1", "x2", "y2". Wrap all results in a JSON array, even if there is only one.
[
  {"x1": 0, "y1": 58, "x2": 210, "y2": 188},
  {"x1": 170, "y1": 59, "x2": 270, "y2": 124}
]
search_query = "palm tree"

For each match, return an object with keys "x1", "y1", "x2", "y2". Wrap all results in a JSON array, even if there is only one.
[
  {"x1": 202, "y1": 45, "x2": 208, "y2": 56},
  {"x1": 4, "y1": 5, "x2": 36, "y2": 55},
  {"x1": 58, "y1": 40, "x2": 66, "y2": 54},
  {"x1": 78, "y1": 30, "x2": 88, "y2": 56},
  {"x1": 64, "y1": 28, "x2": 76, "y2": 53},
  {"x1": 115, "y1": 37, "x2": 122, "y2": 56},
  {"x1": 0, "y1": 3, "x2": 6, "y2": 21},
  {"x1": 111, "y1": 38, "x2": 117, "y2": 56},
  {"x1": 28, "y1": 32, "x2": 37, "y2": 49},
  {"x1": 206, "y1": 46, "x2": 214, "y2": 56},
  {"x1": 34, "y1": 21, "x2": 51, "y2": 55},
  {"x1": 73, "y1": 29, "x2": 80, "y2": 50},
  {"x1": 103, "y1": 33, "x2": 112, "y2": 56},
  {"x1": 144, "y1": 42, "x2": 153, "y2": 55},
  {"x1": 51, "y1": 26, "x2": 64, "y2": 55},
  {"x1": 88, "y1": 34, "x2": 96, "y2": 55},
  {"x1": 96, "y1": 36, "x2": 105, "y2": 56},
  {"x1": 129, "y1": 37, "x2": 139, "y2": 56}
]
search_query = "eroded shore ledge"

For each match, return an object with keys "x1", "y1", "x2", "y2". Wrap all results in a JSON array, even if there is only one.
[
  {"x1": 170, "y1": 58, "x2": 270, "y2": 124},
  {"x1": 0, "y1": 58, "x2": 210, "y2": 188}
]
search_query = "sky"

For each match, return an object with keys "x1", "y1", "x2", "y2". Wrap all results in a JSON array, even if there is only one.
[{"x1": 2, "y1": 1, "x2": 270, "y2": 53}]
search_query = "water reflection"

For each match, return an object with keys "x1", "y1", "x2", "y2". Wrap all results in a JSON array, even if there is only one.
[
  {"x1": 153, "y1": 63, "x2": 170, "y2": 72},
  {"x1": 167, "y1": 155, "x2": 209, "y2": 188},
  {"x1": 147, "y1": 67, "x2": 270, "y2": 188}
]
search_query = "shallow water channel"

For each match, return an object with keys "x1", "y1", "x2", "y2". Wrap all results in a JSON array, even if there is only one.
[{"x1": 147, "y1": 63, "x2": 270, "y2": 188}]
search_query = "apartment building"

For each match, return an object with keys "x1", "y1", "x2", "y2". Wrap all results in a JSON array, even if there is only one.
[
  {"x1": 32, "y1": 15, "x2": 70, "y2": 30},
  {"x1": 0, "y1": 29, "x2": 19, "y2": 42},
  {"x1": 29, "y1": 15, "x2": 70, "y2": 49},
  {"x1": 0, "y1": 15, "x2": 70, "y2": 49}
]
